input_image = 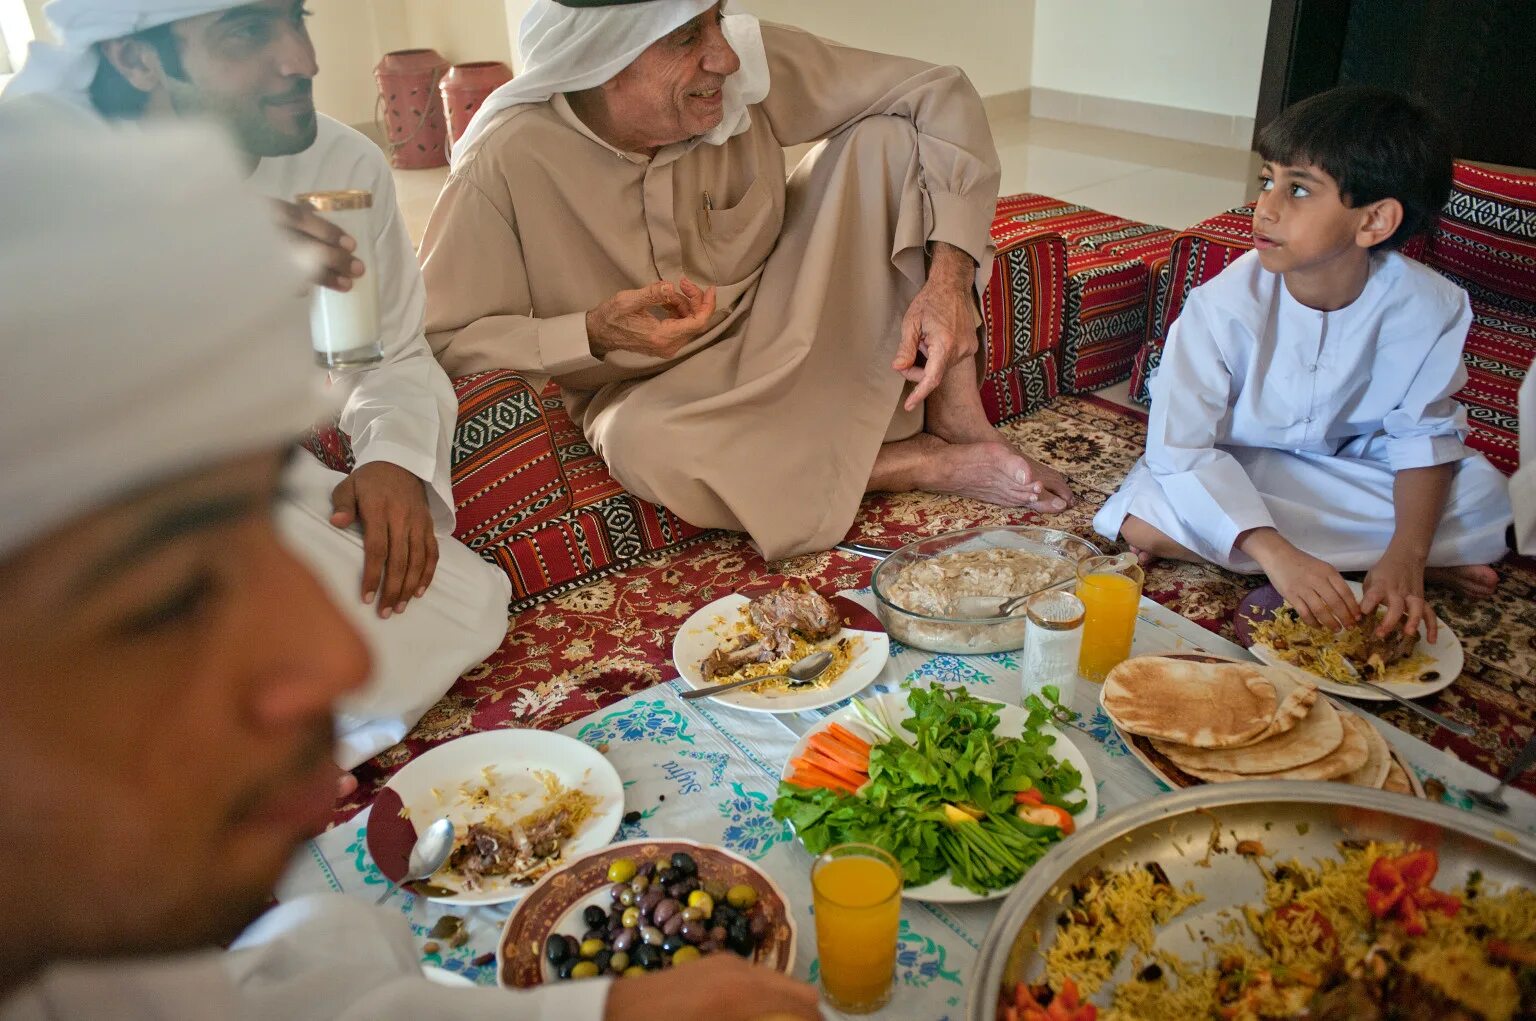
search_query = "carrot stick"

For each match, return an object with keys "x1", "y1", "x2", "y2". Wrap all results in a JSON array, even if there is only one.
[
  {"x1": 791, "y1": 753, "x2": 865, "y2": 789},
  {"x1": 801, "y1": 744, "x2": 868, "y2": 783},
  {"x1": 805, "y1": 732, "x2": 869, "y2": 773},
  {"x1": 824, "y1": 723, "x2": 872, "y2": 756},
  {"x1": 787, "y1": 762, "x2": 857, "y2": 794}
]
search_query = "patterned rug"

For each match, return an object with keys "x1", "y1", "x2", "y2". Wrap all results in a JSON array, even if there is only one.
[{"x1": 340, "y1": 394, "x2": 1536, "y2": 822}]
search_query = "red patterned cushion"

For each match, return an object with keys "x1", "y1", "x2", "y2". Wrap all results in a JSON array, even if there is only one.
[
  {"x1": 301, "y1": 419, "x2": 353, "y2": 474},
  {"x1": 993, "y1": 195, "x2": 1175, "y2": 394},
  {"x1": 982, "y1": 219, "x2": 1067, "y2": 419},
  {"x1": 451, "y1": 371, "x2": 571, "y2": 545}
]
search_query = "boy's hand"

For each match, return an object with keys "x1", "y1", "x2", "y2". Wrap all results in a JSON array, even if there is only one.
[
  {"x1": 1363, "y1": 548, "x2": 1436, "y2": 643},
  {"x1": 1245, "y1": 530, "x2": 1360, "y2": 631}
]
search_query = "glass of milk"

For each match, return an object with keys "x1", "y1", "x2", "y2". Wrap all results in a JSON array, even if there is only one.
[{"x1": 296, "y1": 189, "x2": 382, "y2": 369}]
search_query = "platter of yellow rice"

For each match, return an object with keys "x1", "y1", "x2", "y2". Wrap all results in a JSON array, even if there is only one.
[{"x1": 969, "y1": 782, "x2": 1536, "y2": 1021}]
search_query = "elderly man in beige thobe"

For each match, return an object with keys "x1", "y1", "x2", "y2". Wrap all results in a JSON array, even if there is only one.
[{"x1": 421, "y1": 0, "x2": 1075, "y2": 561}]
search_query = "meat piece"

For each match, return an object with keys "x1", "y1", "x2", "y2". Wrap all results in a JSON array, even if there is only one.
[{"x1": 702, "y1": 582, "x2": 839, "y2": 679}]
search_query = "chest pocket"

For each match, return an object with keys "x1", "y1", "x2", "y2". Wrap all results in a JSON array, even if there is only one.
[{"x1": 696, "y1": 174, "x2": 781, "y2": 285}]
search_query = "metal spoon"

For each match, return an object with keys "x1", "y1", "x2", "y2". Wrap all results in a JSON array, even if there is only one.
[
  {"x1": 682, "y1": 650, "x2": 835, "y2": 701},
  {"x1": 952, "y1": 552, "x2": 1136, "y2": 619},
  {"x1": 1468, "y1": 732, "x2": 1536, "y2": 814},
  {"x1": 375, "y1": 816, "x2": 456, "y2": 903},
  {"x1": 1333, "y1": 657, "x2": 1475, "y2": 738}
]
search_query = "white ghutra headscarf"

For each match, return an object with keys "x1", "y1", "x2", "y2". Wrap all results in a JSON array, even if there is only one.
[
  {"x1": 1, "y1": 1, "x2": 242, "y2": 110},
  {"x1": 452, "y1": 0, "x2": 770, "y2": 165}
]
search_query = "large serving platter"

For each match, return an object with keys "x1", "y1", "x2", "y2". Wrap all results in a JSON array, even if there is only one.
[{"x1": 967, "y1": 782, "x2": 1536, "y2": 1020}]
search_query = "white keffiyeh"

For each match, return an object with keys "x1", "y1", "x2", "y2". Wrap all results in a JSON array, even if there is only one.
[{"x1": 452, "y1": 0, "x2": 770, "y2": 163}]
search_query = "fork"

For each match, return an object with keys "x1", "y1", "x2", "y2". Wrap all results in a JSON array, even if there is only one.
[
  {"x1": 1335, "y1": 658, "x2": 1475, "y2": 738},
  {"x1": 1468, "y1": 732, "x2": 1536, "y2": 814}
]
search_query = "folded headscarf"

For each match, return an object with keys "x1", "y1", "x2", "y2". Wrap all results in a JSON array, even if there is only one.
[
  {"x1": 452, "y1": 0, "x2": 769, "y2": 163},
  {"x1": 1, "y1": 0, "x2": 239, "y2": 110},
  {"x1": 0, "y1": 97, "x2": 323, "y2": 559}
]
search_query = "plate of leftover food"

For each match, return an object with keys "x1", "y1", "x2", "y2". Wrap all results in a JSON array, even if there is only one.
[
  {"x1": 1101, "y1": 653, "x2": 1425, "y2": 798},
  {"x1": 672, "y1": 581, "x2": 889, "y2": 713},
  {"x1": 1235, "y1": 580, "x2": 1462, "y2": 701},
  {"x1": 869, "y1": 525, "x2": 1100, "y2": 654},
  {"x1": 773, "y1": 684, "x2": 1096, "y2": 903},
  {"x1": 366, "y1": 730, "x2": 625, "y2": 906},
  {"x1": 969, "y1": 782, "x2": 1536, "y2": 1021},
  {"x1": 497, "y1": 839, "x2": 796, "y2": 988}
]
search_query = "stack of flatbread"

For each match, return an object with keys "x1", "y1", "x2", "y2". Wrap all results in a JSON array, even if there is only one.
[{"x1": 1102, "y1": 656, "x2": 1413, "y2": 794}]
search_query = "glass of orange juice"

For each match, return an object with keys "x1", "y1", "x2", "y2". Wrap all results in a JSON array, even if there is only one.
[
  {"x1": 1075, "y1": 554, "x2": 1144, "y2": 682},
  {"x1": 811, "y1": 843, "x2": 902, "y2": 1013}
]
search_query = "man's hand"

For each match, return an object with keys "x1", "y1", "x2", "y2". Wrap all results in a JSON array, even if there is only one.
[
  {"x1": 587, "y1": 277, "x2": 717, "y2": 359},
  {"x1": 329, "y1": 462, "x2": 437, "y2": 618},
  {"x1": 273, "y1": 198, "x2": 365, "y2": 292},
  {"x1": 603, "y1": 954, "x2": 820, "y2": 1021},
  {"x1": 893, "y1": 241, "x2": 977, "y2": 412},
  {"x1": 1363, "y1": 547, "x2": 1436, "y2": 643},
  {"x1": 1240, "y1": 527, "x2": 1360, "y2": 631}
]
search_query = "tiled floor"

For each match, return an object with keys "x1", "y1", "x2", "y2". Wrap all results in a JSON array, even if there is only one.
[{"x1": 389, "y1": 110, "x2": 1260, "y2": 246}]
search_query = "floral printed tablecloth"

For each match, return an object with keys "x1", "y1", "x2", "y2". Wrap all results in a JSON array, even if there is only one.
[{"x1": 280, "y1": 593, "x2": 1536, "y2": 1018}]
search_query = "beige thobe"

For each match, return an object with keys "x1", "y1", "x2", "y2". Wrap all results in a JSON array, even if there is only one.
[{"x1": 421, "y1": 23, "x2": 1001, "y2": 559}]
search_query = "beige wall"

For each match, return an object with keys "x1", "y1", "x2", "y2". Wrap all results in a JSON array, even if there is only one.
[
  {"x1": 309, "y1": 0, "x2": 514, "y2": 129},
  {"x1": 1031, "y1": 0, "x2": 1270, "y2": 118}
]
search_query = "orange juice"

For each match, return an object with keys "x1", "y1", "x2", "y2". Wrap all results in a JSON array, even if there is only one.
[
  {"x1": 812, "y1": 846, "x2": 902, "y2": 1013},
  {"x1": 1076, "y1": 569, "x2": 1142, "y2": 681}
]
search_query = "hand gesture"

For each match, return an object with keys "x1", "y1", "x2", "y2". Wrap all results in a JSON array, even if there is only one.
[
  {"x1": 1263, "y1": 541, "x2": 1361, "y2": 631},
  {"x1": 1362, "y1": 549, "x2": 1436, "y2": 643},
  {"x1": 272, "y1": 198, "x2": 365, "y2": 292},
  {"x1": 587, "y1": 277, "x2": 717, "y2": 359},
  {"x1": 330, "y1": 462, "x2": 438, "y2": 618},
  {"x1": 602, "y1": 954, "x2": 820, "y2": 1021},
  {"x1": 892, "y1": 246, "x2": 978, "y2": 412}
]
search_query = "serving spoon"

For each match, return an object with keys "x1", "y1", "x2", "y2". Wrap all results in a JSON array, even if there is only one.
[
  {"x1": 375, "y1": 816, "x2": 455, "y2": 903},
  {"x1": 951, "y1": 552, "x2": 1137, "y2": 619},
  {"x1": 681, "y1": 650, "x2": 834, "y2": 701},
  {"x1": 1333, "y1": 657, "x2": 1475, "y2": 738}
]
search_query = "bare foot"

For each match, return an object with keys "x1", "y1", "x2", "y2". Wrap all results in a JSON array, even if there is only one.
[
  {"x1": 1129, "y1": 545, "x2": 1155, "y2": 568},
  {"x1": 336, "y1": 770, "x2": 359, "y2": 800},
  {"x1": 1120, "y1": 515, "x2": 1202, "y2": 564},
  {"x1": 1426, "y1": 564, "x2": 1499, "y2": 598},
  {"x1": 871, "y1": 433, "x2": 1074, "y2": 511}
]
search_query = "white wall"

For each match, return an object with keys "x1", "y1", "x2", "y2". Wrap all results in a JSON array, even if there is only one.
[
  {"x1": 309, "y1": 0, "x2": 514, "y2": 129},
  {"x1": 736, "y1": 0, "x2": 1034, "y2": 98},
  {"x1": 1031, "y1": 0, "x2": 1270, "y2": 118}
]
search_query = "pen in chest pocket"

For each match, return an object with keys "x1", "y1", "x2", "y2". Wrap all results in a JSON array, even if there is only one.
[{"x1": 702, "y1": 190, "x2": 713, "y2": 230}]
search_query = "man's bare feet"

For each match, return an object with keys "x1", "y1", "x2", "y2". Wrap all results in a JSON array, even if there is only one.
[
  {"x1": 1425, "y1": 564, "x2": 1499, "y2": 598},
  {"x1": 870, "y1": 433, "x2": 1074, "y2": 512}
]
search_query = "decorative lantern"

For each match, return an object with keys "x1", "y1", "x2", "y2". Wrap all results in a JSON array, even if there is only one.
[{"x1": 373, "y1": 48, "x2": 450, "y2": 169}]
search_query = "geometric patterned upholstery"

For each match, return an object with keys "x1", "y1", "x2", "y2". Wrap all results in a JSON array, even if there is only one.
[
  {"x1": 993, "y1": 194, "x2": 1176, "y2": 394},
  {"x1": 1126, "y1": 160, "x2": 1536, "y2": 476},
  {"x1": 981, "y1": 219, "x2": 1066, "y2": 421}
]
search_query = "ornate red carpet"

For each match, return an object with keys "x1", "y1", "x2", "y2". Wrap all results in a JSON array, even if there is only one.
[{"x1": 340, "y1": 394, "x2": 1536, "y2": 820}]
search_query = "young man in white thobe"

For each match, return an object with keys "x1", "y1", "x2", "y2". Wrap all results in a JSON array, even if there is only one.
[
  {"x1": 1095, "y1": 86, "x2": 1513, "y2": 640},
  {"x1": 0, "y1": 101, "x2": 819, "y2": 1021},
  {"x1": 4, "y1": 0, "x2": 513, "y2": 768}
]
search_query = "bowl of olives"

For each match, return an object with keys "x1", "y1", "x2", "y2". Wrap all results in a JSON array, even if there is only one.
[{"x1": 498, "y1": 839, "x2": 797, "y2": 988}]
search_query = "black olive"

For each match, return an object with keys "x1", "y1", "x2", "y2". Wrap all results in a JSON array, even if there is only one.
[
  {"x1": 622, "y1": 810, "x2": 642, "y2": 825},
  {"x1": 670, "y1": 852, "x2": 698, "y2": 877},
  {"x1": 636, "y1": 861, "x2": 656, "y2": 879},
  {"x1": 556, "y1": 958, "x2": 578, "y2": 980},
  {"x1": 633, "y1": 944, "x2": 663, "y2": 971},
  {"x1": 593, "y1": 949, "x2": 613, "y2": 973},
  {"x1": 659, "y1": 866, "x2": 681, "y2": 885},
  {"x1": 584, "y1": 905, "x2": 608, "y2": 930},
  {"x1": 661, "y1": 934, "x2": 688, "y2": 955},
  {"x1": 546, "y1": 935, "x2": 571, "y2": 964},
  {"x1": 564, "y1": 935, "x2": 581, "y2": 960},
  {"x1": 726, "y1": 930, "x2": 755, "y2": 957}
]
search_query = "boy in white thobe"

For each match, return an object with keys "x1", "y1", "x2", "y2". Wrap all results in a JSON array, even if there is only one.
[
  {"x1": 5, "y1": 0, "x2": 513, "y2": 768},
  {"x1": 1095, "y1": 86, "x2": 1512, "y2": 639}
]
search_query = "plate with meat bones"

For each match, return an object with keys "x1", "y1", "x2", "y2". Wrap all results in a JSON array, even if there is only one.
[{"x1": 671, "y1": 581, "x2": 890, "y2": 713}]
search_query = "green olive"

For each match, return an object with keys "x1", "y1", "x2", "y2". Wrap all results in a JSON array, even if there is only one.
[
  {"x1": 671, "y1": 945, "x2": 702, "y2": 965},
  {"x1": 686, "y1": 890, "x2": 714, "y2": 918},
  {"x1": 570, "y1": 961, "x2": 601, "y2": 979},
  {"x1": 606, "y1": 858, "x2": 638, "y2": 884},
  {"x1": 623, "y1": 965, "x2": 646, "y2": 978},
  {"x1": 579, "y1": 938, "x2": 606, "y2": 959},
  {"x1": 726, "y1": 884, "x2": 758, "y2": 910},
  {"x1": 621, "y1": 907, "x2": 641, "y2": 929},
  {"x1": 608, "y1": 951, "x2": 630, "y2": 973}
]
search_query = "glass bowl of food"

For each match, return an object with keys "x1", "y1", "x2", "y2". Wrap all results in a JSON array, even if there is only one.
[{"x1": 870, "y1": 526, "x2": 1101, "y2": 654}]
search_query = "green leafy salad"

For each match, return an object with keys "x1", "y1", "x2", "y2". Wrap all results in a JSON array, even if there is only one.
[{"x1": 772, "y1": 683, "x2": 1087, "y2": 895}]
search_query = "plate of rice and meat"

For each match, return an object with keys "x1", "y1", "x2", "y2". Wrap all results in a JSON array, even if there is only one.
[
  {"x1": 672, "y1": 581, "x2": 889, "y2": 713},
  {"x1": 970, "y1": 782, "x2": 1536, "y2": 1021},
  {"x1": 1235, "y1": 580, "x2": 1462, "y2": 701},
  {"x1": 366, "y1": 731, "x2": 624, "y2": 906}
]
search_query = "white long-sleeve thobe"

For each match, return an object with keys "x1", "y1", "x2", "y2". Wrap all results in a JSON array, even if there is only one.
[
  {"x1": 1514, "y1": 361, "x2": 1536, "y2": 554},
  {"x1": 0, "y1": 896, "x2": 607, "y2": 1021},
  {"x1": 250, "y1": 117, "x2": 510, "y2": 767},
  {"x1": 1095, "y1": 249, "x2": 1512, "y2": 572}
]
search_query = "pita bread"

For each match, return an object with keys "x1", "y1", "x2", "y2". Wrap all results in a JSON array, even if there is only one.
[
  {"x1": 1153, "y1": 697, "x2": 1343, "y2": 775},
  {"x1": 1178, "y1": 705, "x2": 1371, "y2": 782},
  {"x1": 1102, "y1": 657, "x2": 1279, "y2": 748},
  {"x1": 1382, "y1": 759, "x2": 1414, "y2": 794},
  {"x1": 1249, "y1": 665, "x2": 1320, "y2": 742},
  {"x1": 1336, "y1": 714, "x2": 1393, "y2": 789}
]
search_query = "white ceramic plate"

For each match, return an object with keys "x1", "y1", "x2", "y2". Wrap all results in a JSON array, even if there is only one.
[
  {"x1": 1248, "y1": 580, "x2": 1462, "y2": 701},
  {"x1": 373, "y1": 730, "x2": 624, "y2": 906},
  {"x1": 421, "y1": 966, "x2": 477, "y2": 988},
  {"x1": 671, "y1": 594, "x2": 889, "y2": 714},
  {"x1": 781, "y1": 692, "x2": 1097, "y2": 904}
]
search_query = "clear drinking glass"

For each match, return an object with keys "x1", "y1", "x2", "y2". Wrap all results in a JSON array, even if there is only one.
[
  {"x1": 811, "y1": 842, "x2": 902, "y2": 1014},
  {"x1": 1020, "y1": 590, "x2": 1086, "y2": 702},
  {"x1": 297, "y1": 189, "x2": 383, "y2": 369},
  {"x1": 1075, "y1": 555, "x2": 1144, "y2": 682}
]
